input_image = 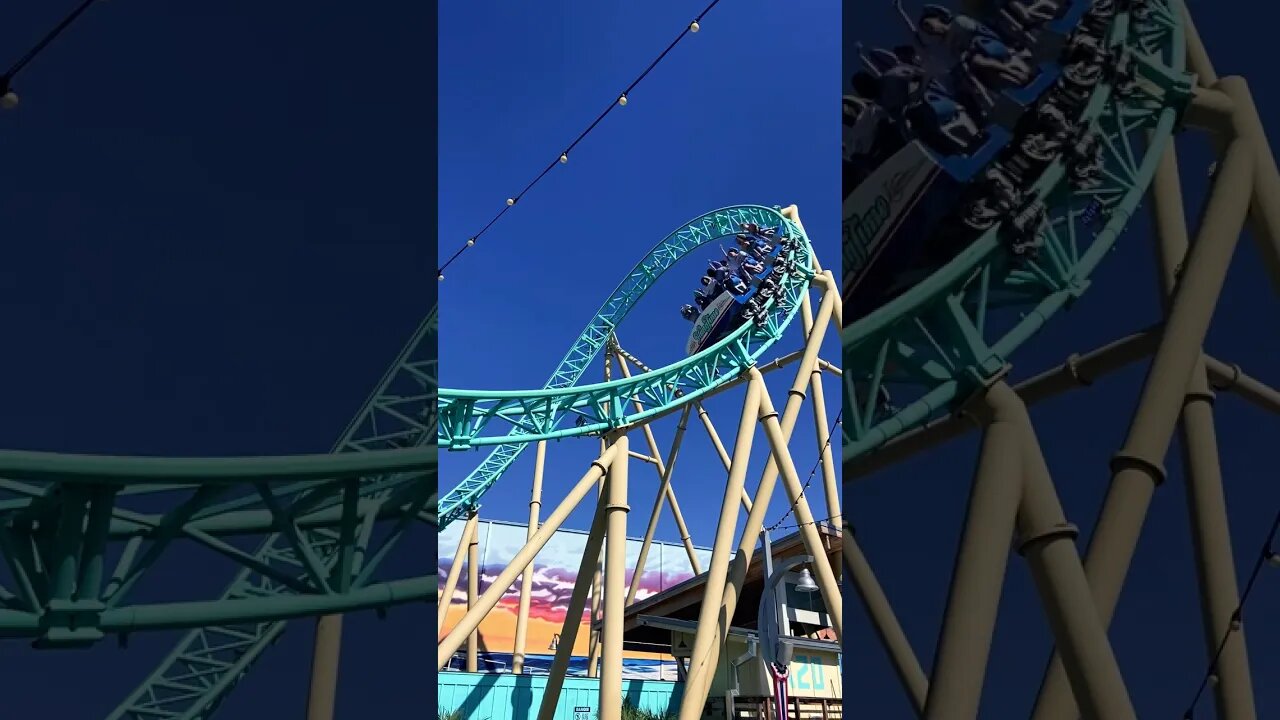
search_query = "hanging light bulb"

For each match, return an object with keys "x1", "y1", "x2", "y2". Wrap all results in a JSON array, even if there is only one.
[
  {"x1": 1, "y1": 91, "x2": 18, "y2": 110},
  {"x1": 690, "y1": 21, "x2": 700, "y2": 32},
  {"x1": 795, "y1": 567, "x2": 818, "y2": 593},
  {"x1": 438, "y1": 273, "x2": 444, "y2": 281},
  {"x1": 560, "y1": 153, "x2": 568, "y2": 164},
  {"x1": 467, "y1": 238, "x2": 475, "y2": 246},
  {"x1": 506, "y1": 197, "x2": 515, "y2": 206},
  {"x1": 618, "y1": 94, "x2": 628, "y2": 107},
  {"x1": 1267, "y1": 551, "x2": 1280, "y2": 568}
]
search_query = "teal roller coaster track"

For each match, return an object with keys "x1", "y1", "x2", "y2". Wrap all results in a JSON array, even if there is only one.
[
  {"x1": 438, "y1": 205, "x2": 817, "y2": 527},
  {"x1": 842, "y1": 0, "x2": 1193, "y2": 463}
]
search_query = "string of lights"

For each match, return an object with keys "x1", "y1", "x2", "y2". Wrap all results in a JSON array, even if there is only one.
[
  {"x1": 766, "y1": 411, "x2": 842, "y2": 533},
  {"x1": 1, "y1": 0, "x2": 102, "y2": 109},
  {"x1": 1181, "y1": 506, "x2": 1280, "y2": 719},
  {"x1": 436, "y1": 0, "x2": 724, "y2": 281}
]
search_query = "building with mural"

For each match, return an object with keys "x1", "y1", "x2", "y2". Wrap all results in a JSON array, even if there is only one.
[
  {"x1": 438, "y1": 517, "x2": 713, "y2": 678},
  {"x1": 439, "y1": 518, "x2": 842, "y2": 719}
]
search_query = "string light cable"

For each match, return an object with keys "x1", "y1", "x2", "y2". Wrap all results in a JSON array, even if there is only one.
[
  {"x1": 1181, "y1": 505, "x2": 1280, "y2": 719},
  {"x1": 1, "y1": 0, "x2": 103, "y2": 109},
  {"x1": 436, "y1": 0, "x2": 724, "y2": 281},
  {"x1": 766, "y1": 410, "x2": 843, "y2": 534}
]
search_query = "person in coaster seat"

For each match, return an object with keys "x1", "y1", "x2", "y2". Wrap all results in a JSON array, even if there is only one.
[
  {"x1": 899, "y1": 2, "x2": 1004, "y2": 78},
  {"x1": 855, "y1": 43, "x2": 926, "y2": 114},
  {"x1": 1003, "y1": 0, "x2": 1067, "y2": 28},
  {"x1": 680, "y1": 304, "x2": 700, "y2": 322},
  {"x1": 904, "y1": 83, "x2": 982, "y2": 155},
  {"x1": 967, "y1": 34, "x2": 1035, "y2": 87}
]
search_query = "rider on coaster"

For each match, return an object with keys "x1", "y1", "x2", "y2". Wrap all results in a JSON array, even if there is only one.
[
  {"x1": 680, "y1": 304, "x2": 700, "y2": 322},
  {"x1": 855, "y1": 43, "x2": 925, "y2": 115},
  {"x1": 902, "y1": 2, "x2": 1035, "y2": 90}
]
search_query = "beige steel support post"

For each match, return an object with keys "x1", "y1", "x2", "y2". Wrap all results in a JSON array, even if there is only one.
[
  {"x1": 589, "y1": 354, "x2": 616, "y2": 677},
  {"x1": 588, "y1": 496, "x2": 604, "y2": 679},
  {"x1": 1182, "y1": 6, "x2": 1217, "y2": 86},
  {"x1": 922, "y1": 384, "x2": 1024, "y2": 720},
  {"x1": 681, "y1": 288, "x2": 839, "y2": 711},
  {"x1": 800, "y1": 290, "x2": 842, "y2": 528},
  {"x1": 694, "y1": 402, "x2": 754, "y2": 512},
  {"x1": 815, "y1": 270, "x2": 843, "y2": 330},
  {"x1": 1031, "y1": 121, "x2": 1255, "y2": 720},
  {"x1": 1007, "y1": 382, "x2": 1136, "y2": 720},
  {"x1": 627, "y1": 405, "x2": 694, "y2": 606},
  {"x1": 512, "y1": 440, "x2": 547, "y2": 675},
  {"x1": 1205, "y1": 358, "x2": 1280, "y2": 414},
  {"x1": 467, "y1": 519, "x2": 480, "y2": 672},
  {"x1": 757, "y1": 385, "x2": 844, "y2": 641},
  {"x1": 614, "y1": 353, "x2": 703, "y2": 570},
  {"x1": 843, "y1": 524, "x2": 928, "y2": 717},
  {"x1": 437, "y1": 444, "x2": 622, "y2": 668},
  {"x1": 305, "y1": 614, "x2": 343, "y2": 720},
  {"x1": 438, "y1": 510, "x2": 479, "y2": 634},
  {"x1": 537, "y1": 497, "x2": 610, "y2": 720},
  {"x1": 675, "y1": 378, "x2": 764, "y2": 720},
  {"x1": 1184, "y1": 5, "x2": 1280, "y2": 293},
  {"x1": 1151, "y1": 144, "x2": 1256, "y2": 718},
  {"x1": 599, "y1": 435, "x2": 631, "y2": 720},
  {"x1": 1219, "y1": 78, "x2": 1280, "y2": 296}
]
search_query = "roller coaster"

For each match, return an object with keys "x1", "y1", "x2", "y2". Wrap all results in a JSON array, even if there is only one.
[
  {"x1": 843, "y1": 0, "x2": 1280, "y2": 717},
  {"x1": 437, "y1": 204, "x2": 843, "y2": 720}
]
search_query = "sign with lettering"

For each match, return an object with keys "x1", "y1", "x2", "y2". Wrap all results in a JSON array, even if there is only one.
[{"x1": 843, "y1": 142, "x2": 939, "y2": 293}]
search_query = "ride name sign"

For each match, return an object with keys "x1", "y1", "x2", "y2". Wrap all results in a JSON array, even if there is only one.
[{"x1": 842, "y1": 143, "x2": 939, "y2": 299}]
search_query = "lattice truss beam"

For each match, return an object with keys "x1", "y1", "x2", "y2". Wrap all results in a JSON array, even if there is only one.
[{"x1": 0, "y1": 308, "x2": 442, "y2": 720}]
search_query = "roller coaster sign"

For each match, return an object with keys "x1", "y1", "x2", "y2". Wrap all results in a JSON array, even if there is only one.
[{"x1": 842, "y1": 142, "x2": 937, "y2": 284}]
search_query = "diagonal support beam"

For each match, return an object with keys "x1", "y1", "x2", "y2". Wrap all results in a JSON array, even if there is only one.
[{"x1": 1031, "y1": 105, "x2": 1255, "y2": 720}]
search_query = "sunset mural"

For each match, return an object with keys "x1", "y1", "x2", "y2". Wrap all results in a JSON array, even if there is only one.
[{"x1": 439, "y1": 519, "x2": 712, "y2": 677}]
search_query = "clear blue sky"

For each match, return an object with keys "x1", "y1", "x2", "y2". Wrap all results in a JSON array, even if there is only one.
[
  {"x1": 0, "y1": 1, "x2": 433, "y2": 717},
  {"x1": 437, "y1": 0, "x2": 842, "y2": 577},
  {"x1": 845, "y1": 1, "x2": 1280, "y2": 718}
]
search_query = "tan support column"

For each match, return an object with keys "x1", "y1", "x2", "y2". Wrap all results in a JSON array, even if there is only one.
[
  {"x1": 305, "y1": 614, "x2": 344, "y2": 720},
  {"x1": 438, "y1": 511, "x2": 479, "y2": 634},
  {"x1": 466, "y1": 520, "x2": 480, "y2": 672},
  {"x1": 1031, "y1": 115, "x2": 1255, "y2": 720},
  {"x1": 512, "y1": 440, "x2": 547, "y2": 674},
  {"x1": 676, "y1": 378, "x2": 763, "y2": 720},
  {"x1": 537, "y1": 498, "x2": 609, "y2": 720},
  {"x1": 599, "y1": 435, "x2": 630, "y2": 720},
  {"x1": 1150, "y1": 143, "x2": 1256, "y2": 719}
]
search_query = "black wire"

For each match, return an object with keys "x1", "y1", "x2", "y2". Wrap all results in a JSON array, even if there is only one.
[
  {"x1": 766, "y1": 411, "x2": 843, "y2": 533},
  {"x1": 3, "y1": 0, "x2": 101, "y2": 82},
  {"x1": 1182, "y1": 506, "x2": 1280, "y2": 719},
  {"x1": 436, "y1": 0, "x2": 725, "y2": 280}
]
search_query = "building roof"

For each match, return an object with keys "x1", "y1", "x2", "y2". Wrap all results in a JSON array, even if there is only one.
[{"x1": 631, "y1": 615, "x2": 840, "y2": 654}]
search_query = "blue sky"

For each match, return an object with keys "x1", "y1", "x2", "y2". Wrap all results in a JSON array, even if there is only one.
[
  {"x1": 437, "y1": 0, "x2": 842, "y2": 574},
  {"x1": 0, "y1": 1, "x2": 432, "y2": 717},
  {"x1": 844, "y1": 1, "x2": 1280, "y2": 718}
]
